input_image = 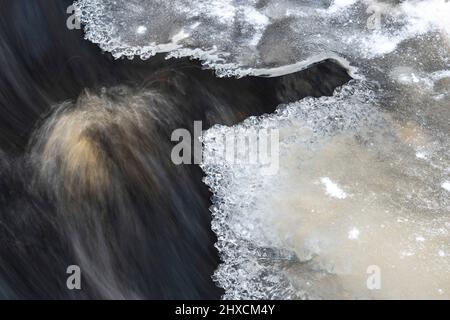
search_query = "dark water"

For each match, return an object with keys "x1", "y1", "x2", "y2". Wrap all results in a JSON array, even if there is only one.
[{"x1": 0, "y1": 0, "x2": 350, "y2": 299}]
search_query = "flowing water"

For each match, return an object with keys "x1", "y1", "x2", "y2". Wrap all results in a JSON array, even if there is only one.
[{"x1": 0, "y1": 0, "x2": 448, "y2": 299}]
